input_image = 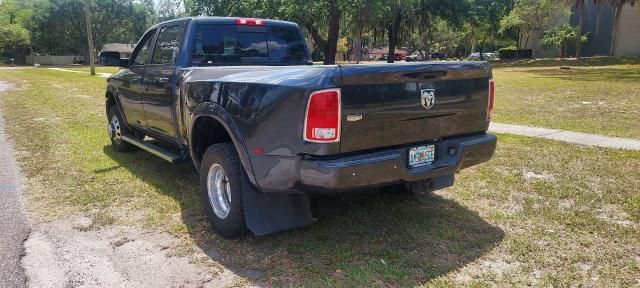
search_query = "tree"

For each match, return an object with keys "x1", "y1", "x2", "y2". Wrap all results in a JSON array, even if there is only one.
[
  {"x1": 465, "y1": 0, "x2": 514, "y2": 58},
  {"x1": 0, "y1": 24, "x2": 30, "y2": 59},
  {"x1": 0, "y1": 0, "x2": 33, "y2": 61},
  {"x1": 157, "y1": 0, "x2": 185, "y2": 21},
  {"x1": 380, "y1": 0, "x2": 470, "y2": 63},
  {"x1": 344, "y1": 0, "x2": 385, "y2": 63},
  {"x1": 27, "y1": 0, "x2": 156, "y2": 56},
  {"x1": 500, "y1": 0, "x2": 571, "y2": 58},
  {"x1": 541, "y1": 24, "x2": 588, "y2": 58}
]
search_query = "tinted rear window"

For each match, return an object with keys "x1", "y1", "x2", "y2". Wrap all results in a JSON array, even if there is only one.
[{"x1": 191, "y1": 24, "x2": 309, "y2": 65}]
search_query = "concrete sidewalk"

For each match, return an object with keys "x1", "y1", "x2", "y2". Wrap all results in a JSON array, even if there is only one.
[
  {"x1": 490, "y1": 123, "x2": 640, "y2": 150},
  {"x1": 47, "y1": 67, "x2": 112, "y2": 78}
]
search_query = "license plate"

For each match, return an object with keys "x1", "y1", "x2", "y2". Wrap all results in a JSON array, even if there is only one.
[{"x1": 408, "y1": 144, "x2": 435, "y2": 168}]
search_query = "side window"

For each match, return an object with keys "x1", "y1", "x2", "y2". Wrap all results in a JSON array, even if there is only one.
[
  {"x1": 131, "y1": 29, "x2": 156, "y2": 66},
  {"x1": 152, "y1": 25, "x2": 181, "y2": 65}
]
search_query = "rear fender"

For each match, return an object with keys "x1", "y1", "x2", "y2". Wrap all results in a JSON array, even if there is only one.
[{"x1": 189, "y1": 103, "x2": 259, "y2": 189}]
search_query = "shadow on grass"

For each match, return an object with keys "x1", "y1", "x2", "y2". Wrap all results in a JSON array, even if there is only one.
[
  {"x1": 102, "y1": 146, "x2": 504, "y2": 286},
  {"x1": 524, "y1": 67, "x2": 640, "y2": 83}
]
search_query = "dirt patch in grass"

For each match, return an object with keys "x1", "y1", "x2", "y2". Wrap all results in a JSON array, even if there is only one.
[{"x1": 1, "y1": 68, "x2": 639, "y2": 287}]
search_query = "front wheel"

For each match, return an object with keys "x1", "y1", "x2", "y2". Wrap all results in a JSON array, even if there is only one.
[
  {"x1": 200, "y1": 143, "x2": 247, "y2": 238},
  {"x1": 107, "y1": 105, "x2": 134, "y2": 152}
]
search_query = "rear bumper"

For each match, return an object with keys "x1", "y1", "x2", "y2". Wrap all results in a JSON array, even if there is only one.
[{"x1": 298, "y1": 133, "x2": 497, "y2": 193}]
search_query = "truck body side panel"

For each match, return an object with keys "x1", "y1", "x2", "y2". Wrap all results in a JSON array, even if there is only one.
[{"x1": 180, "y1": 65, "x2": 341, "y2": 190}]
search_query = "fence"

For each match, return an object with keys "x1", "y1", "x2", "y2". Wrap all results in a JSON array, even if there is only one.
[{"x1": 25, "y1": 55, "x2": 79, "y2": 65}]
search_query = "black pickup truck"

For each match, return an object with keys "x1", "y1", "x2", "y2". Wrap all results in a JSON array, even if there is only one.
[{"x1": 103, "y1": 17, "x2": 497, "y2": 237}]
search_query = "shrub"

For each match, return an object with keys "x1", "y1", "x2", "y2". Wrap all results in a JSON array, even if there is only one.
[{"x1": 499, "y1": 46, "x2": 531, "y2": 59}]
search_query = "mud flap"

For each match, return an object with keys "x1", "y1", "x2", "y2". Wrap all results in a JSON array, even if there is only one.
[{"x1": 241, "y1": 173, "x2": 313, "y2": 236}]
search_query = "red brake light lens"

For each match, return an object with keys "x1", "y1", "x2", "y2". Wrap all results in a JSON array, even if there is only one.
[
  {"x1": 487, "y1": 79, "x2": 495, "y2": 121},
  {"x1": 304, "y1": 89, "x2": 341, "y2": 143},
  {"x1": 235, "y1": 18, "x2": 264, "y2": 26}
]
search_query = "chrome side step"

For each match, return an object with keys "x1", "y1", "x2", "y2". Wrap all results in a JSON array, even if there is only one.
[{"x1": 121, "y1": 135, "x2": 182, "y2": 163}]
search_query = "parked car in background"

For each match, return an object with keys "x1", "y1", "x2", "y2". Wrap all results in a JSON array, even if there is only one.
[
  {"x1": 405, "y1": 51, "x2": 426, "y2": 62},
  {"x1": 485, "y1": 51, "x2": 499, "y2": 60},
  {"x1": 468, "y1": 51, "x2": 499, "y2": 61},
  {"x1": 430, "y1": 52, "x2": 447, "y2": 60}
]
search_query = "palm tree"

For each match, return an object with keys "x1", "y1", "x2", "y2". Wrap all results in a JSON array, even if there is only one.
[{"x1": 609, "y1": 0, "x2": 636, "y2": 56}]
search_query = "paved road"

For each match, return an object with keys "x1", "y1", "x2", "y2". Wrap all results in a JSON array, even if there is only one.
[
  {"x1": 490, "y1": 122, "x2": 640, "y2": 150},
  {"x1": 0, "y1": 81, "x2": 29, "y2": 288}
]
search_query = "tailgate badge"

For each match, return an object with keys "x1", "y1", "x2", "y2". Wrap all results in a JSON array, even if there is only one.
[
  {"x1": 347, "y1": 114, "x2": 363, "y2": 122},
  {"x1": 421, "y1": 89, "x2": 435, "y2": 110}
]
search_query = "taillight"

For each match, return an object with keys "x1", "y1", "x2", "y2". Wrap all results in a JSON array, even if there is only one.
[
  {"x1": 235, "y1": 18, "x2": 264, "y2": 26},
  {"x1": 487, "y1": 79, "x2": 495, "y2": 121},
  {"x1": 304, "y1": 88, "x2": 341, "y2": 143}
]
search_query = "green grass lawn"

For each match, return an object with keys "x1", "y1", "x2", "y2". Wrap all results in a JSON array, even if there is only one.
[
  {"x1": 493, "y1": 60, "x2": 640, "y2": 139},
  {"x1": 0, "y1": 68, "x2": 638, "y2": 287}
]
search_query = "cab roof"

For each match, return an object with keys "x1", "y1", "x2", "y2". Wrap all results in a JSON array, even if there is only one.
[{"x1": 154, "y1": 16, "x2": 299, "y2": 28}]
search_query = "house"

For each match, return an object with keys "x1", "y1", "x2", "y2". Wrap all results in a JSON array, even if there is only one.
[
  {"x1": 99, "y1": 43, "x2": 135, "y2": 65},
  {"x1": 100, "y1": 43, "x2": 135, "y2": 58}
]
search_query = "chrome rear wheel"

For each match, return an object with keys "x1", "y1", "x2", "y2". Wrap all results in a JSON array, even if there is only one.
[{"x1": 207, "y1": 164, "x2": 232, "y2": 219}]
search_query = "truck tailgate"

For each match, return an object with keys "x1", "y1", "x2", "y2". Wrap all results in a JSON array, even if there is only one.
[{"x1": 339, "y1": 62, "x2": 492, "y2": 153}]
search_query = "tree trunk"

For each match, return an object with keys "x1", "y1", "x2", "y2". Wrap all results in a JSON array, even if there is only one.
[
  {"x1": 387, "y1": 29, "x2": 396, "y2": 63},
  {"x1": 305, "y1": 23, "x2": 328, "y2": 55},
  {"x1": 610, "y1": 4, "x2": 621, "y2": 56},
  {"x1": 576, "y1": 1, "x2": 583, "y2": 58},
  {"x1": 354, "y1": 31, "x2": 362, "y2": 63},
  {"x1": 354, "y1": 7, "x2": 366, "y2": 64},
  {"x1": 386, "y1": 10, "x2": 401, "y2": 64},
  {"x1": 422, "y1": 29, "x2": 430, "y2": 61},
  {"x1": 530, "y1": 30, "x2": 538, "y2": 59},
  {"x1": 324, "y1": 0, "x2": 340, "y2": 65},
  {"x1": 84, "y1": 0, "x2": 96, "y2": 75}
]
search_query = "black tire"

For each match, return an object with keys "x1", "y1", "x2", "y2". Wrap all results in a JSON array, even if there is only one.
[
  {"x1": 199, "y1": 143, "x2": 247, "y2": 238},
  {"x1": 107, "y1": 105, "x2": 134, "y2": 152}
]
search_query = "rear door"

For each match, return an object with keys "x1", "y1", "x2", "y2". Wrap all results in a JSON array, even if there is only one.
[
  {"x1": 144, "y1": 23, "x2": 184, "y2": 138},
  {"x1": 339, "y1": 63, "x2": 491, "y2": 153}
]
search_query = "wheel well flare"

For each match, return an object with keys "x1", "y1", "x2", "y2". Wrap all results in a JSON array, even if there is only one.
[{"x1": 191, "y1": 117, "x2": 232, "y2": 166}]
